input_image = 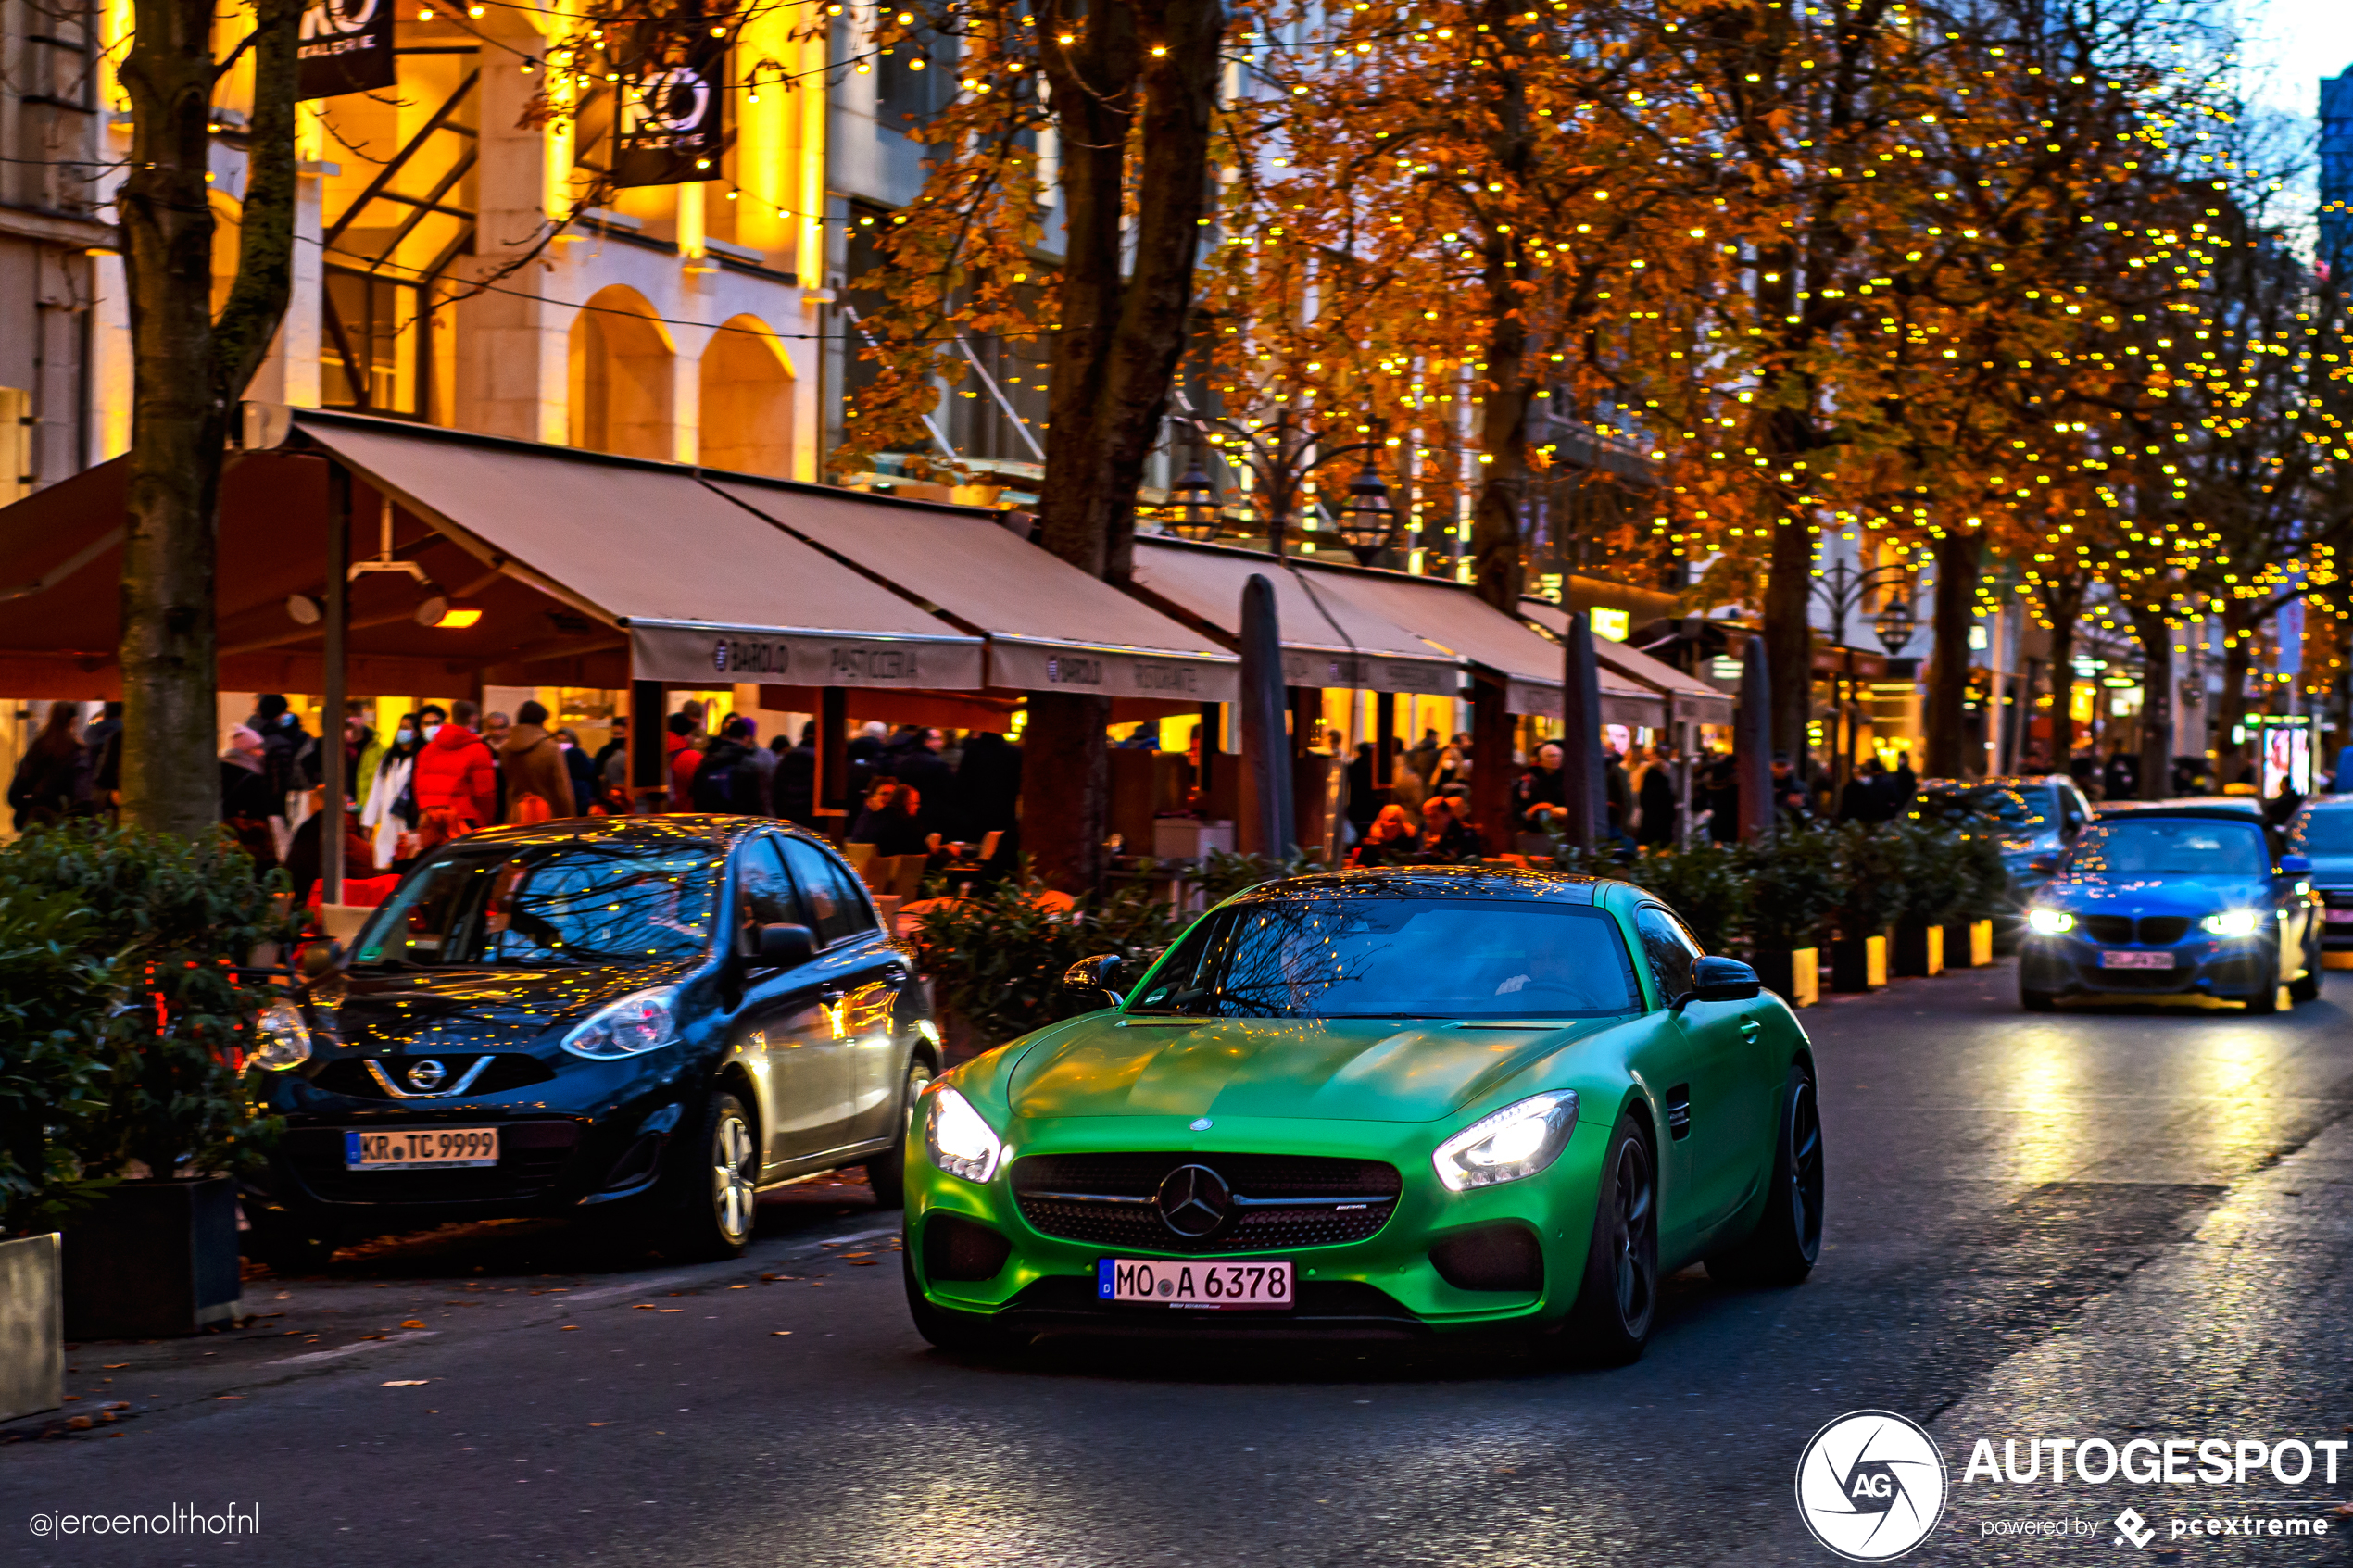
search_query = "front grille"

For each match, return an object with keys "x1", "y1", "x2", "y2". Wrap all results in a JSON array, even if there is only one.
[
  {"x1": 283, "y1": 1120, "x2": 582, "y2": 1204},
  {"x1": 2080, "y1": 915, "x2": 2135, "y2": 945},
  {"x1": 2137, "y1": 916, "x2": 2192, "y2": 945},
  {"x1": 308, "y1": 1054, "x2": 556, "y2": 1101},
  {"x1": 1010, "y1": 1152, "x2": 1402, "y2": 1256}
]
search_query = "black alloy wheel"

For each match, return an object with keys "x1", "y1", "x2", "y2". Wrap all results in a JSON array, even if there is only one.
[
  {"x1": 1709, "y1": 1064, "x2": 1826, "y2": 1287},
  {"x1": 1561, "y1": 1111, "x2": 1658, "y2": 1365},
  {"x1": 866, "y1": 1056, "x2": 935, "y2": 1208}
]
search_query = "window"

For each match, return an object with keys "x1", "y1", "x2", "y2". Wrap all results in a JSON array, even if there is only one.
[
  {"x1": 777, "y1": 836, "x2": 878, "y2": 947},
  {"x1": 2071, "y1": 820, "x2": 2268, "y2": 877},
  {"x1": 1129, "y1": 896, "x2": 1641, "y2": 1020},
  {"x1": 352, "y1": 840, "x2": 725, "y2": 968},
  {"x1": 736, "y1": 837, "x2": 800, "y2": 950},
  {"x1": 2292, "y1": 809, "x2": 2353, "y2": 856},
  {"x1": 1634, "y1": 907, "x2": 1705, "y2": 1004}
]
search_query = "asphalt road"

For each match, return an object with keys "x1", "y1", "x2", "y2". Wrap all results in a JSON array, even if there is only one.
[{"x1": 7, "y1": 960, "x2": 2353, "y2": 1567}]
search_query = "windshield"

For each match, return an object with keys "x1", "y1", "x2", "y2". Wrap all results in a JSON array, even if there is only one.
[
  {"x1": 2068, "y1": 820, "x2": 2268, "y2": 878},
  {"x1": 1915, "y1": 785, "x2": 2051, "y2": 829},
  {"x1": 2291, "y1": 808, "x2": 2353, "y2": 856},
  {"x1": 1128, "y1": 897, "x2": 1641, "y2": 1019},
  {"x1": 352, "y1": 841, "x2": 725, "y2": 968}
]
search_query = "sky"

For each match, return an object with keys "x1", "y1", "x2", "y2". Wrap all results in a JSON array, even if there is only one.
[{"x1": 2237, "y1": 0, "x2": 2353, "y2": 119}]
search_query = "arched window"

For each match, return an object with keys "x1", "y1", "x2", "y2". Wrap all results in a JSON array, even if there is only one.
[
  {"x1": 568, "y1": 286, "x2": 674, "y2": 459},
  {"x1": 697, "y1": 316, "x2": 796, "y2": 478}
]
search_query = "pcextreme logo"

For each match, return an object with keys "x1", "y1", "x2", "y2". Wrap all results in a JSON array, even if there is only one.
[{"x1": 1795, "y1": 1411, "x2": 1951, "y2": 1562}]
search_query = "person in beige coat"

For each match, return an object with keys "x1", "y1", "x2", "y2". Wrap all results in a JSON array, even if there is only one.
[{"x1": 501, "y1": 700, "x2": 577, "y2": 822}]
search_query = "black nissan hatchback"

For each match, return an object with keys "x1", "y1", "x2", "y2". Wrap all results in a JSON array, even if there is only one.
[{"x1": 241, "y1": 816, "x2": 937, "y2": 1269}]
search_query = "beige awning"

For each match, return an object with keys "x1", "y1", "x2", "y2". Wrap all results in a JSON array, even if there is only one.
[
  {"x1": 708, "y1": 478, "x2": 1238, "y2": 703},
  {"x1": 1521, "y1": 598, "x2": 1735, "y2": 724},
  {"x1": 261, "y1": 409, "x2": 985, "y2": 690},
  {"x1": 1128, "y1": 539, "x2": 1461, "y2": 696},
  {"x1": 1305, "y1": 563, "x2": 1663, "y2": 723}
]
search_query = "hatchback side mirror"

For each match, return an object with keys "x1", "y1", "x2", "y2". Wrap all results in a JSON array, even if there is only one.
[
  {"x1": 297, "y1": 939, "x2": 345, "y2": 983},
  {"x1": 2279, "y1": 853, "x2": 2312, "y2": 875},
  {"x1": 1678, "y1": 956, "x2": 1761, "y2": 1009},
  {"x1": 1063, "y1": 953, "x2": 1126, "y2": 1010},
  {"x1": 754, "y1": 923, "x2": 815, "y2": 968}
]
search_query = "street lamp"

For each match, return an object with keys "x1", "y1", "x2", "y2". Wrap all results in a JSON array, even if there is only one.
[
  {"x1": 1165, "y1": 461, "x2": 1224, "y2": 541},
  {"x1": 1333, "y1": 464, "x2": 1396, "y2": 565},
  {"x1": 1808, "y1": 555, "x2": 1918, "y2": 788},
  {"x1": 1871, "y1": 592, "x2": 1917, "y2": 657},
  {"x1": 1166, "y1": 397, "x2": 1390, "y2": 559}
]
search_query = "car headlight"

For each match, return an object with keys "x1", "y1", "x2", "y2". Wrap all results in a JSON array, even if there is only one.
[
  {"x1": 923, "y1": 1085, "x2": 1003, "y2": 1184},
  {"x1": 2027, "y1": 908, "x2": 2075, "y2": 935},
  {"x1": 560, "y1": 986, "x2": 681, "y2": 1060},
  {"x1": 251, "y1": 998, "x2": 313, "y2": 1071},
  {"x1": 1434, "y1": 1091, "x2": 1579, "y2": 1193},
  {"x1": 2202, "y1": 909, "x2": 2264, "y2": 937}
]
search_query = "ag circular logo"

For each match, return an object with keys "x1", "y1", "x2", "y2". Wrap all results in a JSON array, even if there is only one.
[{"x1": 1794, "y1": 1410, "x2": 1947, "y2": 1562}]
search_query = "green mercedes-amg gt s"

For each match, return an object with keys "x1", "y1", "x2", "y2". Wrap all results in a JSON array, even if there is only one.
[{"x1": 901, "y1": 866, "x2": 1822, "y2": 1361}]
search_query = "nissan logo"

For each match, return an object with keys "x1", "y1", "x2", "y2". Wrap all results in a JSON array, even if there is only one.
[
  {"x1": 1155, "y1": 1164, "x2": 1232, "y2": 1238},
  {"x1": 406, "y1": 1059, "x2": 448, "y2": 1092}
]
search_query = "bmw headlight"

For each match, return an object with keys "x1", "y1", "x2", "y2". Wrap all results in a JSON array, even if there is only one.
[
  {"x1": 2026, "y1": 908, "x2": 2076, "y2": 935},
  {"x1": 923, "y1": 1085, "x2": 1003, "y2": 1184},
  {"x1": 251, "y1": 998, "x2": 313, "y2": 1071},
  {"x1": 2202, "y1": 909, "x2": 2264, "y2": 937},
  {"x1": 560, "y1": 986, "x2": 681, "y2": 1060},
  {"x1": 1434, "y1": 1091, "x2": 1579, "y2": 1192}
]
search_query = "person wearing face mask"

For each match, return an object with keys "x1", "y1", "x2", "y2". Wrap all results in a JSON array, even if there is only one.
[
  {"x1": 360, "y1": 711, "x2": 425, "y2": 869},
  {"x1": 416, "y1": 703, "x2": 447, "y2": 743}
]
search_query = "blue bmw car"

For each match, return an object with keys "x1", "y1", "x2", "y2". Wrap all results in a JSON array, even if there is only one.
[{"x1": 2017, "y1": 806, "x2": 2322, "y2": 1013}]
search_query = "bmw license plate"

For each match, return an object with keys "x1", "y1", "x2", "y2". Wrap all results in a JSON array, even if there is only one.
[
  {"x1": 2099, "y1": 950, "x2": 2174, "y2": 970},
  {"x1": 345, "y1": 1127, "x2": 500, "y2": 1169},
  {"x1": 1099, "y1": 1258, "x2": 1294, "y2": 1310}
]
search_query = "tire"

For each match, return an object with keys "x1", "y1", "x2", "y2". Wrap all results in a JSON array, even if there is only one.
[
  {"x1": 2245, "y1": 958, "x2": 2282, "y2": 1017},
  {"x1": 661, "y1": 1089, "x2": 759, "y2": 1261},
  {"x1": 902, "y1": 1253, "x2": 1026, "y2": 1354},
  {"x1": 2290, "y1": 941, "x2": 2321, "y2": 1004},
  {"x1": 2020, "y1": 986, "x2": 2057, "y2": 1013},
  {"x1": 1706, "y1": 1064, "x2": 1826, "y2": 1287},
  {"x1": 864, "y1": 1055, "x2": 935, "y2": 1209},
  {"x1": 1558, "y1": 1110, "x2": 1659, "y2": 1366}
]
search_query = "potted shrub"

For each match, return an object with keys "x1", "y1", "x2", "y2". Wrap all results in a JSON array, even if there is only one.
[
  {"x1": 1739, "y1": 826, "x2": 1843, "y2": 1008},
  {"x1": 1828, "y1": 824, "x2": 1911, "y2": 992},
  {"x1": 1623, "y1": 840, "x2": 1750, "y2": 955},
  {"x1": 0, "y1": 884, "x2": 116, "y2": 1420},
  {"x1": 1892, "y1": 826, "x2": 1965, "y2": 976},
  {"x1": 1939, "y1": 831, "x2": 2010, "y2": 968},
  {"x1": 2, "y1": 824, "x2": 291, "y2": 1338}
]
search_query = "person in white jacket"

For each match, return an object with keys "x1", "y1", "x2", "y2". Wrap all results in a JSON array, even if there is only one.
[{"x1": 359, "y1": 716, "x2": 424, "y2": 869}]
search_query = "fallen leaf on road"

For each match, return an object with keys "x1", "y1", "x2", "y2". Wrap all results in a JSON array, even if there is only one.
[
  {"x1": 657, "y1": 1308, "x2": 683, "y2": 1313},
  {"x1": 845, "y1": 1257, "x2": 878, "y2": 1266},
  {"x1": 382, "y1": 1380, "x2": 430, "y2": 1387},
  {"x1": 400, "y1": 1320, "x2": 427, "y2": 1329},
  {"x1": 66, "y1": 1416, "x2": 91, "y2": 1429},
  {"x1": 729, "y1": 1284, "x2": 750, "y2": 1289},
  {"x1": 588, "y1": 1422, "x2": 610, "y2": 1427},
  {"x1": 771, "y1": 1331, "x2": 792, "y2": 1336},
  {"x1": 102, "y1": 1402, "x2": 130, "y2": 1411},
  {"x1": 102, "y1": 1363, "x2": 127, "y2": 1370},
  {"x1": 560, "y1": 1325, "x2": 580, "y2": 1332},
  {"x1": 214, "y1": 1396, "x2": 242, "y2": 1401},
  {"x1": 632, "y1": 1304, "x2": 656, "y2": 1311}
]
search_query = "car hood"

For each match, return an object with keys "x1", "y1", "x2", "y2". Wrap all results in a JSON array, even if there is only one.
[
  {"x1": 2042, "y1": 875, "x2": 2271, "y2": 914},
  {"x1": 324, "y1": 963, "x2": 696, "y2": 1054},
  {"x1": 1004, "y1": 1013, "x2": 1625, "y2": 1124}
]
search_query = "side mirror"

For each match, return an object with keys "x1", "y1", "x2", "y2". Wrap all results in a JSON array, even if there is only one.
[
  {"x1": 1677, "y1": 956, "x2": 1761, "y2": 1009},
  {"x1": 297, "y1": 939, "x2": 345, "y2": 983},
  {"x1": 2279, "y1": 853, "x2": 2312, "y2": 875},
  {"x1": 2029, "y1": 855, "x2": 2060, "y2": 877},
  {"x1": 1062, "y1": 953, "x2": 1126, "y2": 1010},
  {"x1": 754, "y1": 922, "x2": 816, "y2": 968}
]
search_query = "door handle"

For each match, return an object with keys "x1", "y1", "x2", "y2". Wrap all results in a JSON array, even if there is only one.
[
  {"x1": 1739, "y1": 1021, "x2": 1761, "y2": 1038},
  {"x1": 818, "y1": 986, "x2": 847, "y2": 1005}
]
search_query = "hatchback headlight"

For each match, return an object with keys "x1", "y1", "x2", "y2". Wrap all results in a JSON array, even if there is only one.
[
  {"x1": 923, "y1": 1085, "x2": 1003, "y2": 1184},
  {"x1": 1434, "y1": 1091, "x2": 1579, "y2": 1192},
  {"x1": 251, "y1": 998, "x2": 313, "y2": 1071},
  {"x1": 2026, "y1": 908, "x2": 2075, "y2": 935},
  {"x1": 560, "y1": 986, "x2": 681, "y2": 1060},
  {"x1": 2202, "y1": 909, "x2": 2264, "y2": 937}
]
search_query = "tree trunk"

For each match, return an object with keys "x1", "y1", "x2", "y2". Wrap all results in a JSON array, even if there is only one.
[
  {"x1": 1923, "y1": 530, "x2": 1979, "y2": 777},
  {"x1": 1763, "y1": 512, "x2": 1815, "y2": 767},
  {"x1": 2041, "y1": 574, "x2": 2085, "y2": 771},
  {"x1": 1027, "y1": 0, "x2": 1225, "y2": 891},
  {"x1": 1465, "y1": 0, "x2": 1531, "y2": 853},
  {"x1": 2214, "y1": 602, "x2": 2255, "y2": 784},
  {"x1": 117, "y1": 0, "x2": 302, "y2": 836},
  {"x1": 2131, "y1": 604, "x2": 2174, "y2": 800}
]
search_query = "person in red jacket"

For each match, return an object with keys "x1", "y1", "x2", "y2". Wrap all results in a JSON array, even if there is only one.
[
  {"x1": 664, "y1": 712, "x2": 702, "y2": 809},
  {"x1": 412, "y1": 698, "x2": 498, "y2": 828}
]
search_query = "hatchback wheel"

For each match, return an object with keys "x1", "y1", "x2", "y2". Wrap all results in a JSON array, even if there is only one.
[
  {"x1": 865, "y1": 1057, "x2": 934, "y2": 1209},
  {"x1": 664, "y1": 1090, "x2": 758, "y2": 1260}
]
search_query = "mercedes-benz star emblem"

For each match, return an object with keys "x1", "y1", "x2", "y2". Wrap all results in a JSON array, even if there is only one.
[
  {"x1": 1155, "y1": 1164, "x2": 1232, "y2": 1238},
  {"x1": 1189, "y1": 1116, "x2": 1213, "y2": 1132},
  {"x1": 407, "y1": 1059, "x2": 448, "y2": 1092}
]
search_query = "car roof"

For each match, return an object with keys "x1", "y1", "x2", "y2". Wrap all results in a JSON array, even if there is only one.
[
  {"x1": 2090, "y1": 801, "x2": 2266, "y2": 822},
  {"x1": 437, "y1": 814, "x2": 810, "y2": 851},
  {"x1": 1916, "y1": 776, "x2": 2069, "y2": 793},
  {"x1": 1241, "y1": 865, "x2": 1608, "y2": 906},
  {"x1": 2293, "y1": 794, "x2": 2353, "y2": 812}
]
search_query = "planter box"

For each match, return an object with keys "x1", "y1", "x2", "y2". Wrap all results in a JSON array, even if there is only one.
[
  {"x1": 1941, "y1": 920, "x2": 1994, "y2": 968},
  {"x1": 0, "y1": 1233, "x2": 63, "y2": 1423},
  {"x1": 62, "y1": 1175, "x2": 242, "y2": 1339},
  {"x1": 1828, "y1": 934, "x2": 1889, "y2": 993},
  {"x1": 1753, "y1": 947, "x2": 1819, "y2": 1009},
  {"x1": 1893, "y1": 921, "x2": 1944, "y2": 977}
]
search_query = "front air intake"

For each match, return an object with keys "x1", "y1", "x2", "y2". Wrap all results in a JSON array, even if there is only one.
[
  {"x1": 923, "y1": 1215, "x2": 1013, "y2": 1282},
  {"x1": 1429, "y1": 1224, "x2": 1544, "y2": 1293}
]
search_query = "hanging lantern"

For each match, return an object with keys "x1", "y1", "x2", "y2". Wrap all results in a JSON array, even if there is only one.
[
  {"x1": 1166, "y1": 462, "x2": 1224, "y2": 540},
  {"x1": 1871, "y1": 592, "x2": 1918, "y2": 656},
  {"x1": 1334, "y1": 464, "x2": 1396, "y2": 565}
]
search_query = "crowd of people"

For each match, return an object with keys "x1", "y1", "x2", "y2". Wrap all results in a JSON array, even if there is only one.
[{"x1": 1336, "y1": 729, "x2": 1690, "y2": 867}]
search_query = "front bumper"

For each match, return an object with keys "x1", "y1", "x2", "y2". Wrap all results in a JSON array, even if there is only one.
[
  {"x1": 2313, "y1": 889, "x2": 2353, "y2": 950},
  {"x1": 2018, "y1": 932, "x2": 2275, "y2": 999},
  {"x1": 904, "y1": 1114, "x2": 1611, "y2": 1337}
]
